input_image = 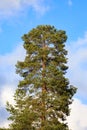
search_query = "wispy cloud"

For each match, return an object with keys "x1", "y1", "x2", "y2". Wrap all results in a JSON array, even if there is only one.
[
  {"x1": 0, "y1": 0, "x2": 49, "y2": 18},
  {"x1": 68, "y1": 0, "x2": 72, "y2": 6},
  {"x1": 0, "y1": 44, "x2": 25, "y2": 106}
]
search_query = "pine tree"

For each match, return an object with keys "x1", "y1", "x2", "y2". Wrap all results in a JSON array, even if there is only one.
[{"x1": 6, "y1": 25, "x2": 77, "y2": 130}]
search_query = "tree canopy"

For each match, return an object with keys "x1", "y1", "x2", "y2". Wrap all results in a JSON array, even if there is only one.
[{"x1": 6, "y1": 25, "x2": 77, "y2": 130}]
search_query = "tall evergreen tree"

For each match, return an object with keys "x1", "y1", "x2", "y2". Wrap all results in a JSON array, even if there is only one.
[{"x1": 6, "y1": 25, "x2": 76, "y2": 130}]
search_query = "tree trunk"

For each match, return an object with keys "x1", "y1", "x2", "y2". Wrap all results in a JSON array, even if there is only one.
[{"x1": 41, "y1": 42, "x2": 47, "y2": 129}]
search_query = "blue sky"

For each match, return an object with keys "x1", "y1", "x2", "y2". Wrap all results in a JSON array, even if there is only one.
[{"x1": 0, "y1": 0, "x2": 87, "y2": 129}]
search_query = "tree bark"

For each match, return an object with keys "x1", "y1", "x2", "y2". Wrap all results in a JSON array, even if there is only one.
[{"x1": 41, "y1": 42, "x2": 47, "y2": 129}]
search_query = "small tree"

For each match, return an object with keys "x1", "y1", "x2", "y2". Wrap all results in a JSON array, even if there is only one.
[{"x1": 7, "y1": 25, "x2": 76, "y2": 130}]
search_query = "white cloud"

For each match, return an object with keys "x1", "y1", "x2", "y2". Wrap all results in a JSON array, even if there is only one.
[
  {"x1": 0, "y1": 43, "x2": 25, "y2": 128},
  {"x1": 0, "y1": 86, "x2": 14, "y2": 128},
  {"x1": 23, "y1": 0, "x2": 49, "y2": 14},
  {"x1": 0, "y1": 119, "x2": 10, "y2": 128},
  {"x1": 0, "y1": 43, "x2": 25, "y2": 66},
  {"x1": 0, "y1": 43, "x2": 26, "y2": 87},
  {"x1": 67, "y1": 98, "x2": 87, "y2": 130},
  {"x1": 67, "y1": 31, "x2": 87, "y2": 99},
  {"x1": 0, "y1": 86, "x2": 15, "y2": 106},
  {"x1": 70, "y1": 32, "x2": 87, "y2": 46},
  {"x1": 0, "y1": 0, "x2": 49, "y2": 17}
]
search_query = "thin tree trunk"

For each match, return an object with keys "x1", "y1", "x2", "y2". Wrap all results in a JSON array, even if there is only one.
[{"x1": 41, "y1": 42, "x2": 47, "y2": 129}]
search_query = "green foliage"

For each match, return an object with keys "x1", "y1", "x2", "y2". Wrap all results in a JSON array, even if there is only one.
[{"x1": 6, "y1": 25, "x2": 77, "y2": 130}]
